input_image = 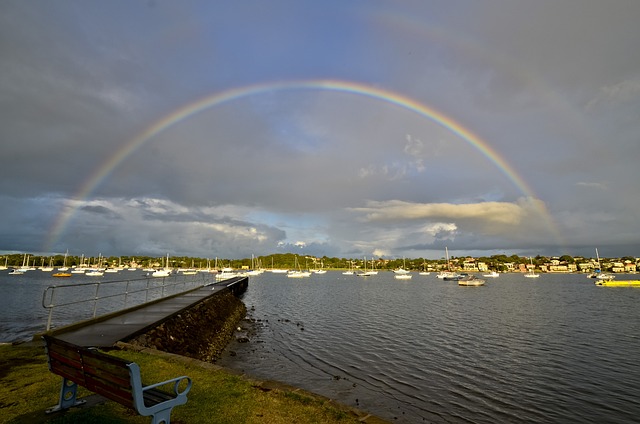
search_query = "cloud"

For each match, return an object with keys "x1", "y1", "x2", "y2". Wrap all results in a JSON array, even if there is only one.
[
  {"x1": 42, "y1": 197, "x2": 287, "y2": 257},
  {"x1": 576, "y1": 182, "x2": 608, "y2": 190},
  {"x1": 586, "y1": 78, "x2": 640, "y2": 110},
  {"x1": 353, "y1": 199, "x2": 528, "y2": 227}
]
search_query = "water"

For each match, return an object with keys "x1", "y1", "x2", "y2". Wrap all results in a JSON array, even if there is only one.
[{"x1": 217, "y1": 272, "x2": 640, "y2": 423}]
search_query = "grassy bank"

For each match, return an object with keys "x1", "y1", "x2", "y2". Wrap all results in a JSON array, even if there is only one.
[{"x1": 0, "y1": 342, "x2": 385, "y2": 424}]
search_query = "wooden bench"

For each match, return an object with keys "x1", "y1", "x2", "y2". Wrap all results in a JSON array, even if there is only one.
[{"x1": 43, "y1": 335, "x2": 192, "y2": 424}]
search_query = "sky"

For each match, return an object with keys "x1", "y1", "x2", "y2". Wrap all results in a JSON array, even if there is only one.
[{"x1": 1, "y1": 0, "x2": 639, "y2": 260}]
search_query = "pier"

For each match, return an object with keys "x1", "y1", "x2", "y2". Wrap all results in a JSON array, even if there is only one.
[{"x1": 39, "y1": 276, "x2": 248, "y2": 351}]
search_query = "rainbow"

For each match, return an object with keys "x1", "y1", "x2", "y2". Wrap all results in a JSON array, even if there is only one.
[{"x1": 45, "y1": 79, "x2": 559, "y2": 251}]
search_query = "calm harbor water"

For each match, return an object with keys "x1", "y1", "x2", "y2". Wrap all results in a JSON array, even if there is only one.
[
  {"x1": 3, "y1": 270, "x2": 640, "y2": 423},
  {"x1": 218, "y1": 271, "x2": 640, "y2": 423}
]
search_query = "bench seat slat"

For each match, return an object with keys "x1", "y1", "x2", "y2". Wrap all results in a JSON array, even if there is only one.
[{"x1": 143, "y1": 388, "x2": 175, "y2": 407}]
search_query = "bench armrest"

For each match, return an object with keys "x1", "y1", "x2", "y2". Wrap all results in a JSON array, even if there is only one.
[
  {"x1": 142, "y1": 375, "x2": 192, "y2": 397},
  {"x1": 128, "y1": 362, "x2": 192, "y2": 416}
]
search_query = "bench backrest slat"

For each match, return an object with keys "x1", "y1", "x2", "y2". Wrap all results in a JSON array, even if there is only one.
[
  {"x1": 84, "y1": 374, "x2": 134, "y2": 406},
  {"x1": 82, "y1": 351, "x2": 134, "y2": 406},
  {"x1": 45, "y1": 338, "x2": 86, "y2": 385},
  {"x1": 48, "y1": 356, "x2": 87, "y2": 384}
]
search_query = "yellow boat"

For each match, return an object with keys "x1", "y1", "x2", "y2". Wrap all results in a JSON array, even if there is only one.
[
  {"x1": 595, "y1": 280, "x2": 640, "y2": 287},
  {"x1": 52, "y1": 272, "x2": 72, "y2": 278}
]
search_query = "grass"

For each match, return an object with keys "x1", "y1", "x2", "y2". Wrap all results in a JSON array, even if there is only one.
[{"x1": 0, "y1": 342, "x2": 378, "y2": 424}]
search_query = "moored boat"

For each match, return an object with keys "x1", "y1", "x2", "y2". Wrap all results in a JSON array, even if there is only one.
[
  {"x1": 458, "y1": 275, "x2": 485, "y2": 286},
  {"x1": 524, "y1": 257, "x2": 539, "y2": 278},
  {"x1": 595, "y1": 280, "x2": 640, "y2": 287},
  {"x1": 444, "y1": 273, "x2": 467, "y2": 281}
]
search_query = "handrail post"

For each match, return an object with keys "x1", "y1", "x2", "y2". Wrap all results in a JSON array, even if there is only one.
[
  {"x1": 92, "y1": 282, "x2": 101, "y2": 318},
  {"x1": 44, "y1": 287, "x2": 56, "y2": 332},
  {"x1": 124, "y1": 280, "x2": 130, "y2": 307},
  {"x1": 145, "y1": 279, "x2": 150, "y2": 303}
]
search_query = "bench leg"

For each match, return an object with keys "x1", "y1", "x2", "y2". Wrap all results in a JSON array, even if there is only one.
[
  {"x1": 46, "y1": 377, "x2": 86, "y2": 414},
  {"x1": 150, "y1": 408, "x2": 173, "y2": 424}
]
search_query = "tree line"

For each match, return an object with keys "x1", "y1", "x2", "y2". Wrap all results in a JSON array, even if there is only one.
[{"x1": 2, "y1": 252, "x2": 633, "y2": 271}]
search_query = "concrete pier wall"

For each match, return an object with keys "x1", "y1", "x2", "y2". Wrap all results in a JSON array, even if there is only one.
[{"x1": 125, "y1": 279, "x2": 248, "y2": 362}]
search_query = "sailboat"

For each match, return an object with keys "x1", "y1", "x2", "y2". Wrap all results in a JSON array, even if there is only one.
[
  {"x1": 9, "y1": 258, "x2": 24, "y2": 275},
  {"x1": 17, "y1": 254, "x2": 31, "y2": 273},
  {"x1": 588, "y1": 248, "x2": 615, "y2": 280},
  {"x1": 419, "y1": 260, "x2": 431, "y2": 275},
  {"x1": 437, "y1": 247, "x2": 457, "y2": 279},
  {"x1": 356, "y1": 257, "x2": 371, "y2": 277},
  {"x1": 86, "y1": 253, "x2": 105, "y2": 276},
  {"x1": 71, "y1": 254, "x2": 86, "y2": 273},
  {"x1": 366, "y1": 258, "x2": 378, "y2": 275},
  {"x1": 57, "y1": 250, "x2": 69, "y2": 271},
  {"x1": 268, "y1": 257, "x2": 288, "y2": 273},
  {"x1": 152, "y1": 254, "x2": 172, "y2": 277},
  {"x1": 342, "y1": 260, "x2": 355, "y2": 275},
  {"x1": 287, "y1": 255, "x2": 311, "y2": 278},
  {"x1": 394, "y1": 257, "x2": 412, "y2": 280},
  {"x1": 40, "y1": 257, "x2": 54, "y2": 272},
  {"x1": 524, "y1": 257, "x2": 540, "y2": 278},
  {"x1": 393, "y1": 256, "x2": 410, "y2": 275}
]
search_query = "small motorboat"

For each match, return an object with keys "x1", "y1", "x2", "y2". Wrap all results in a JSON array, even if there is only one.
[{"x1": 458, "y1": 275, "x2": 485, "y2": 286}]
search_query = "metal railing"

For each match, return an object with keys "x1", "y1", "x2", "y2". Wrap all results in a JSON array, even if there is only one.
[{"x1": 42, "y1": 273, "x2": 213, "y2": 332}]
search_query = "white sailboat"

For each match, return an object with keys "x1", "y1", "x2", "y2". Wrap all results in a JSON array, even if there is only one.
[
  {"x1": 356, "y1": 257, "x2": 371, "y2": 277},
  {"x1": 268, "y1": 257, "x2": 287, "y2": 273},
  {"x1": 71, "y1": 254, "x2": 86, "y2": 273},
  {"x1": 342, "y1": 260, "x2": 354, "y2": 275},
  {"x1": 437, "y1": 247, "x2": 456, "y2": 279},
  {"x1": 152, "y1": 254, "x2": 172, "y2": 277},
  {"x1": 287, "y1": 256, "x2": 311, "y2": 278},
  {"x1": 589, "y1": 248, "x2": 615, "y2": 280},
  {"x1": 245, "y1": 255, "x2": 264, "y2": 275},
  {"x1": 419, "y1": 260, "x2": 431, "y2": 275},
  {"x1": 312, "y1": 260, "x2": 328, "y2": 274},
  {"x1": 524, "y1": 257, "x2": 540, "y2": 278},
  {"x1": 9, "y1": 256, "x2": 25, "y2": 274},
  {"x1": 18, "y1": 254, "x2": 32, "y2": 272},
  {"x1": 57, "y1": 250, "x2": 69, "y2": 271},
  {"x1": 394, "y1": 257, "x2": 412, "y2": 279},
  {"x1": 365, "y1": 258, "x2": 378, "y2": 275},
  {"x1": 86, "y1": 254, "x2": 104, "y2": 276}
]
